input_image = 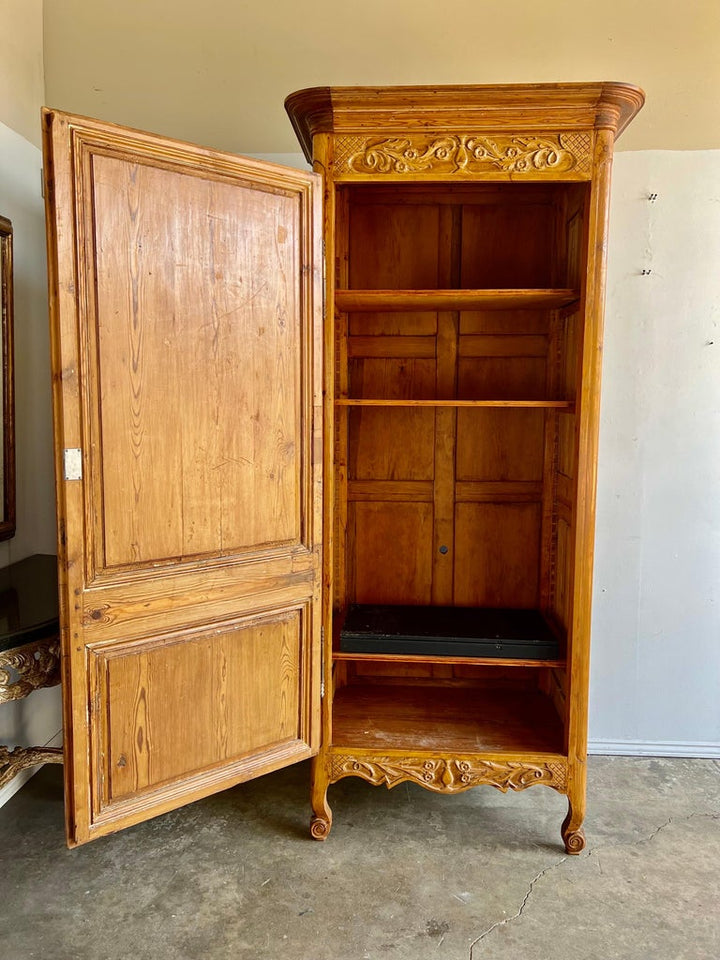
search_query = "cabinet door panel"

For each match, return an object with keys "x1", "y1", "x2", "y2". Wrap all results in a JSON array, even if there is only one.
[{"x1": 43, "y1": 109, "x2": 323, "y2": 845}]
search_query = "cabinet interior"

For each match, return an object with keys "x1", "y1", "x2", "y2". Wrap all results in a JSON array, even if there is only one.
[{"x1": 331, "y1": 180, "x2": 590, "y2": 755}]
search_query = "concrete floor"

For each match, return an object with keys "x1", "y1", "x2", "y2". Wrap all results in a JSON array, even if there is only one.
[{"x1": 0, "y1": 757, "x2": 718, "y2": 960}]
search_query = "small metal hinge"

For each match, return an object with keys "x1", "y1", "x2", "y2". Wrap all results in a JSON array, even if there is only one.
[
  {"x1": 63, "y1": 448, "x2": 82, "y2": 481},
  {"x1": 321, "y1": 240, "x2": 327, "y2": 322},
  {"x1": 320, "y1": 625, "x2": 325, "y2": 699}
]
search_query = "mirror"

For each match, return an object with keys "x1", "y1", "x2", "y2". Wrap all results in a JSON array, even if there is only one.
[{"x1": 0, "y1": 216, "x2": 15, "y2": 540}]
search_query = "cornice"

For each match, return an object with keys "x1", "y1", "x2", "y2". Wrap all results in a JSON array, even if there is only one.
[{"x1": 285, "y1": 83, "x2": 645, "y2": 162}]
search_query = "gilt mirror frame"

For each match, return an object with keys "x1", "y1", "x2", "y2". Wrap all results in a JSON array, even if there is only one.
[{"x1": 0, "y1": 215, "x2": 16, "y2": 541}]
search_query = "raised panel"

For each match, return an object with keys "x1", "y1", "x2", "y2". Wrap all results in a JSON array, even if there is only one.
[
  {"x1": 91, "y1": 154, "x2": 304, "y2": 570},
  {"x1": 352, "y1": 501, "x2": 433, "y2": 604},
  {"x1": 454, "y1": 502, "x2": 541, "y2": 607},
  {"x1": 91, "y1": 607, "x2": 309, "y2": 811}
]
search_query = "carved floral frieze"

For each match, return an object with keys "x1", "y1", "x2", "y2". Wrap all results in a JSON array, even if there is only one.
[
  {"x1": 329, "y1": 755, "x2": 567, "y2": 793},
  {"x1": 333, "y1": 133, "x2": 592, "y2": 179}
]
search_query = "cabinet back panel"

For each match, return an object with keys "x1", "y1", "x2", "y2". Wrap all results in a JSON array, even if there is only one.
[
  {"x1": 348, "y1": 312, "x2": 437, "y2": 337},
  {"x1": 457, "y1": 357, "x2": 548, "y2": 401},
  {"x1": 460, "y1": 204, "x2": 555, "y2": 288},
  {"x1": 351, "y1": 501, "x2": 434, "y2": 604},
  {"x1": 454, "y1": 502, "x2": 541, "y2": 608},
  {"x1": 460, "y1": 310, "x2": 550, "y2": 336},
  {"x1": 338, "y1": 182, "x2": 581, "y2": 614},
  {"x1": 456, "y1": 409, "x2": 545, "y2": 482},
  {"x1": 349, "y1": 357, "x2": 437, "y2": 400},
  {"x1": 348, "y1": 407, "x2": 435, "y2": 481},
  {"x1": 348, "y1": 204, "x2": 440, "y2": 288}
]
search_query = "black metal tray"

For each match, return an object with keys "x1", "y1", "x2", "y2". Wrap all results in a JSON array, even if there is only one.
[{"x1": 339, "y1": 604, "x2": 560, "y2": 659}]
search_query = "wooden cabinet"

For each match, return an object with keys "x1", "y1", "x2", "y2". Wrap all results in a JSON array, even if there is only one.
[{"x1": 43, "y1": 83, "x2": 643, "y2": 849}]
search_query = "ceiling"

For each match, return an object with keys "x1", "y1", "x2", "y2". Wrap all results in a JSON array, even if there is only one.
[{"x1": 43, "y1": 0, "x2": 720, "y2": 156}]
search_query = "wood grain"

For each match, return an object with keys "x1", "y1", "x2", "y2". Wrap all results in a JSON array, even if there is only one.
[
  {"x1": 96, "y1": 610, "x2": 302, "y2": 804},
  {"x1": 44, "y1": 108, "x2": 323, "y2": 845},
  {"x1": 332, "y1": 682, "x2": 564, "y2": 754},
  {"x1": 336, "y1": 289, "x2": 578, "y2": 311},
  {"x1": 92, "y1": 154, "x2": 303, "y2": 565}
]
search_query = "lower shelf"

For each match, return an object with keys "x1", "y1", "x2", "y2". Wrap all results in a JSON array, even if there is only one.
[
  {"x1": 339, "y1": 604, "x2": 561, "y2": 661},
  {"x1": 331, "y1": 682, "x2": 565, "y2": 755}
]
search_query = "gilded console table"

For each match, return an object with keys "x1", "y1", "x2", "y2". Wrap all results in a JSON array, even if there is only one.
[{"x1": 0, "y1": 554, "x2": 63, "y2": 788}]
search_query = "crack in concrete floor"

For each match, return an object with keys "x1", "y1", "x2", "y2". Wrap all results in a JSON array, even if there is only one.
[
  {"x1": 467, "y1": 811, "x2": 720, "y2": 959},
  {"x1": 468, "y1": 855, "x2": 568, "y2": 958}
]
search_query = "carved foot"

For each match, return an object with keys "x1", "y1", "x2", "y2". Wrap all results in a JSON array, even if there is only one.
[
  {"x1": 310, "y1": 754, "x2": 332, "y2": 841},
  {"x1": 310, "y1": 815, "x2": 332, "y2": 840},
  {"x1": 561, "y1": 806, "x2": 586, "y2": 854}
]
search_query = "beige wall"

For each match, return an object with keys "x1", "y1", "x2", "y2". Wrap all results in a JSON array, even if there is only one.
[
  {"x1": 0, "y1": 0, "x2": 44, "y2": 146},
  {"x1": 44, "y1": 0, "x2": 719, "y2": 155}
]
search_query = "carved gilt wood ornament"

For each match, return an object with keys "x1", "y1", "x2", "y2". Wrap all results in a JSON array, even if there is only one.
[
  {"x1": 329, "y1": 755, "x2": 567, "y2": 793},
  {"x1": 0, "y1": 636, "x2": 63, "y2": 788},
  {"x1": 333, "y1": 133, "x2": 592, "y2": 178},
  {"x1": 0, "y1": 636, "x2": 61, "y2": 703}
]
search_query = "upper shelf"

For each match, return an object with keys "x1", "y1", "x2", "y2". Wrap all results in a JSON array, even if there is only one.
[{"x1": 335, "y1": 289, "x2": 579, "y2": 313}]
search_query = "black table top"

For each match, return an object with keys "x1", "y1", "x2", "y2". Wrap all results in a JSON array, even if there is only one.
[{"x1": 0, "y1": 554, "x2": 59, "y2": 654}]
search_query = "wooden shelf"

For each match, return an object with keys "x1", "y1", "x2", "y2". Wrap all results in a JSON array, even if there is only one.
[
  {"x1": 335, "y1": 289, "x2": 579, "y2": 312},
  {"x1": 336, "y1": 399, "x2": 574, "y2": 409},
  {"x1": 333, "y1": 650, "x2": 565, "y2": 668},
  {"x1": 331, "y1": 682, "x2": 565, "y2": 755}
]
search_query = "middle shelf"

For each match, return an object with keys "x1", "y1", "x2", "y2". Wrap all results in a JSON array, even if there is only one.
[
  {"x1": 335, "y1": 288, "x2": 580, "y2": 312},
  {"x1": 335, "y1": 399, "x2": 574, "y2": 408}
]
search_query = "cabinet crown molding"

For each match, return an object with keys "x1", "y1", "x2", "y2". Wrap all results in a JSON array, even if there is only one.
[{"x1": 285, "y1": 83, "x2": 645, "y2": 162}]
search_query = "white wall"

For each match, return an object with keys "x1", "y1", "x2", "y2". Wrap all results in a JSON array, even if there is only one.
[
  {"x1": 590, "y1": 150, "x2": 720, "y2": 756},
  {"x1": 0, "y1": 120, "x2": 61, "y2": 806}
]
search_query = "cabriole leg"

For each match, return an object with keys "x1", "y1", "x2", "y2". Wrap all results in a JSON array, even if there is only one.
[
  {"x1": 561, "y1": 793, "x2": 586, "y2": 854},
  {"x1": 310, "y1": 754, "x2": 332, "y2": 840}
]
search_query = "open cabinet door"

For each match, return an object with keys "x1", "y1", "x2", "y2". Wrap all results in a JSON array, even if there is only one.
[{"x1": 42, "y1": 109, "x2": 323, "y2": 846}]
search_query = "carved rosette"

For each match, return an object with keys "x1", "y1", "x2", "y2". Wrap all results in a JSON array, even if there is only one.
[
  {"x1": 329, "y1": 755, "x2": 567, "y2": 794},
  {"x1": 0, "y1": 637, "x2": 61, "y2": 704},
  {"x1": 333, "y1": 132, "x2": 592, "y2": 179}
]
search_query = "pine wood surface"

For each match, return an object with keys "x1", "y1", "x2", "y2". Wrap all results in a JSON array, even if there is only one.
[
  {"x1": 335, "y1": 289, "x2": 578, "y2": 312},
  {"x1": 296, "y1": 82, "x2": 643, "y2": 851},
  {"x1": 332, "y1": 651, "x2": 565, "y2": 669},
  {"x1": 331, "y1": 682, "x2": 564, "y2": 755},
  {"x1": 43, "y1": 108, "x2": 324, "y2": 845},
  {"x1": 40, "y1": 83, "x2": 643, "y2": 852},
  {"x1": 285, "y1": 83, "x2": 645, "y2": 163}
]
